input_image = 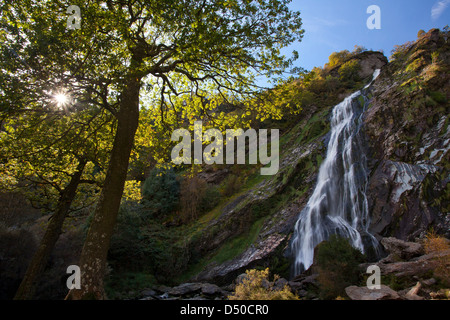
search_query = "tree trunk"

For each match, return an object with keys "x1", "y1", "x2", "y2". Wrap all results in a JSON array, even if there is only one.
[
  {"x1": 66, "y1": 72, "x2": 141, "y2": 300},
  {"x1": 14, "y1": 160, "x2": 87, "y2": 300}
]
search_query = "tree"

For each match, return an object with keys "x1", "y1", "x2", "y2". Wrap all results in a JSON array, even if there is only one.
[
  {"x1": 315, "y1": 235, "x2": 365, "y2": 299},
  {"x1": 2, "y1": 0, "x2": 304, "y2": 299},
  {"x1": 0, "y1": 107, "x2": 113, "y2": 300}
]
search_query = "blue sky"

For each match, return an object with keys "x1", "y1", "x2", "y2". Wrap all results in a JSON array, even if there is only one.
[{"x1": 283, "y1": 0, "x2": 450, "y2": 73}]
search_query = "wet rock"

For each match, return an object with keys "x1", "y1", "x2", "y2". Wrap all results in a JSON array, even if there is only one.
[
  {"x1": 345, "y1": 285, "x2": 401, "y2": 300},
  {"x1": 367, "y1": 160, "x2": 446, "y2": 240}
]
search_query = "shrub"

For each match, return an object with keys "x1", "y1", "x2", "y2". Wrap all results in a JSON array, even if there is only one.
[
  {"x1": 178, "y1": 175, "x2": 206, "y2": 223},
  {"x1": 315, "y1": 235, "x2": 365, "y2": 299},
  {"x1": 228, "y1": 268, "x2": 299, "y2": 300},
  {"x1": 327, "y1": 50, "x2": 351, "y2": 68},
  {"x1": 338, "y1": 59, "x2": 361, "y2": 83},
  {"x1": 0, "y1": 225, "x2": 37, "y2": 299},
  {"x1": 220, "y1": 174, "x2": 244, "y2": 197},
  {"x1": 424, "y1": 229, "x2": 450, "y2": 285},
  {"x1": 141, "y1": 167, "x2": 180, "y2": 217}
]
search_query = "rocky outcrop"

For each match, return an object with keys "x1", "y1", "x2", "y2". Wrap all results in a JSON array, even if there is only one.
[
  {"x1": 193, "y1": 233, "x2": 286, "y2": 285},
  {"x1": 344, "y1": 236, "x2": 449, "y2": 300},
  {"x1": 380, "y1": 237, "x2": 424, "y2": 261},
  {"x1": 329, "y1": 51, "x2": 388, "y2": 80},
  {"x1": 365, "y1": 28, "x2": 450, "y2": 241}
]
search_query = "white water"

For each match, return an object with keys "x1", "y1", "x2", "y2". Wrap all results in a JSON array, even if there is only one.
[{"x1": 291, "y1": 70, "x2": 380, "y2": 275}]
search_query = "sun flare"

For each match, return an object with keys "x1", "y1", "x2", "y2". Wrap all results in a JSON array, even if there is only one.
[{"x1": 54, "y1": 92, "x2": 69, "y2": 108}]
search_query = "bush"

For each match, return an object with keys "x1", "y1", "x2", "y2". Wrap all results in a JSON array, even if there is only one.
[
  {"x1": 228, "y1": 268, "x2": 299, "y2": 300},
  {"x1": 315, "y1": 235, "x2": 365, "y2": 299},
  {"x1": 220, "y1": 174, "x2": 244, "y2": 197},
  {"x1": 0, "y1": 225, "x2": 37, "y2": 299},
  {"x1": 424, "y1": 229, "x2": 450, "y2": 285},
  {"x1": 178, "y1": 175, "x2": 221, "y2": 223},
  {"x1": 141, "y1": 167, "x2": 180, "y2": 217},
  {"x1": 338, "y1": 59, "x2": 361, "y2": 83}
]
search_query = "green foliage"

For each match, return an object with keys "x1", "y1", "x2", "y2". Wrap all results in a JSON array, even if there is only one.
[
  {"x1": 315, "y1": 235, "x2": 365, "y2": 299},
  {"x1": 108, "y1": 204, "x2": 189, "y2": 282},
  {"x1": 338, "y1": 59, "x2": 361, "y2": 83},
  {"x1": 142, "y1": 168, "x2": 180, "y2": 217},
  {"x1": 328, "y1": 50, "x2": 351, "y2": 68},
  {"x1": 199, "y1": 185, "x2": 221, "y2": 214}
]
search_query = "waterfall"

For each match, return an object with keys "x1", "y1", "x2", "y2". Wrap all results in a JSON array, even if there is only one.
[{"x1": 291, "y1": 70, "x2": 381, "y2": 276}]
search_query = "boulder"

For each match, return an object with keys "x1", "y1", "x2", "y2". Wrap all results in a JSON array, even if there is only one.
[
  {"x1": 168, "y1": 283, "x2": 203, "y2": 296},
  {"x1": 378, "y1": 249, "x2": 450, "y2": 278},
  {"x1": 381, "y1": 237, "x2": 424, "y2": 260},
  {"x1": 200, "y1": 283, "x2": 224, "y2": 296},
  {"x1": 345, "y1": 285, "x2": 401, "y2": 300}
]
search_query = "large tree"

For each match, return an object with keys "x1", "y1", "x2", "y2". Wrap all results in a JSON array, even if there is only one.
[{"x1": 1, "y1": 0, "x2": 303, "y2": 299}]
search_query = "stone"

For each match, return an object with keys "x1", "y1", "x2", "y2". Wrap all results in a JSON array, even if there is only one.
[
  {"x1": 200, "y1": 283, "x2": 223, "y2": 296},
  {"x1": 273, "y1": 278, "x2": 289, "y2": 291},
  {"x1": 378, "y1": 249, "x2": 450, "y2": 278},
  {"x1": 140, "y1": 288, "x2": 157, "y2": 298},
  {"x1": 381, "y1": 237, "x2": 424, "y2": 260},
  {"x1": 168, "y1": 283, "x2": 203, "y2": 296},
  {"x1": 345, "y1": 285, "x2": 401, "y2": 300},
  {"x1": 421, "y1": 278, "x2": 436, "y2": 286}
]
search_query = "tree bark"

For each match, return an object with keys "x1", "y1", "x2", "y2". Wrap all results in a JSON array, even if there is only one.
[
  {"x1": 14, "y1": 159, "x2": 87, "y2": 300},
  {"x1": 66, "y1": 71, "x2": 141, "y2": 300}
]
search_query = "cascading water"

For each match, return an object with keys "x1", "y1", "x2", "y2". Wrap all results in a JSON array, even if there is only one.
[{"x1": 291, "y1": 70, "x2": 381, "y2": 276}]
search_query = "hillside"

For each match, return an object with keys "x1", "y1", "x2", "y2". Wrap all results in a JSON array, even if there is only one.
[{"x1": 1, "y1": 29, "x2": 448, "y2": 301}]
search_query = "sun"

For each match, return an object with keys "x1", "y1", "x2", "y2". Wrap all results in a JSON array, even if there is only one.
[{"x1": 53, "y1": 92, "x2": 70, "y2": 108}]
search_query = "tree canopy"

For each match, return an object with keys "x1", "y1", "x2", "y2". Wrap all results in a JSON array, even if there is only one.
[{"x1": 1, "y1": 0, "x2": 304, "y2": 299}]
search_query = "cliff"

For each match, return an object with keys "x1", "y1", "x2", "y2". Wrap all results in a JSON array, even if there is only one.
[{"x1": 185, "y1": 29, "x2": 449, "y2": 288}]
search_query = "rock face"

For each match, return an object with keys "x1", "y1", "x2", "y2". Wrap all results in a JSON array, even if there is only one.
[
  {"x1": 365, "y1": 28, "x2": 450, "y2": 241},
  {"x1": 329, "y1": 51, "x2": 388, "y2": 80},
  {"x1": 193, "y1": 234, "x2": 286, "y2": 285}
]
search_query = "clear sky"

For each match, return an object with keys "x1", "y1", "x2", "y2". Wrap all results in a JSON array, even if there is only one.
[{"x1": 283, "y1": 0, "x2": 450, "y2": 73}]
